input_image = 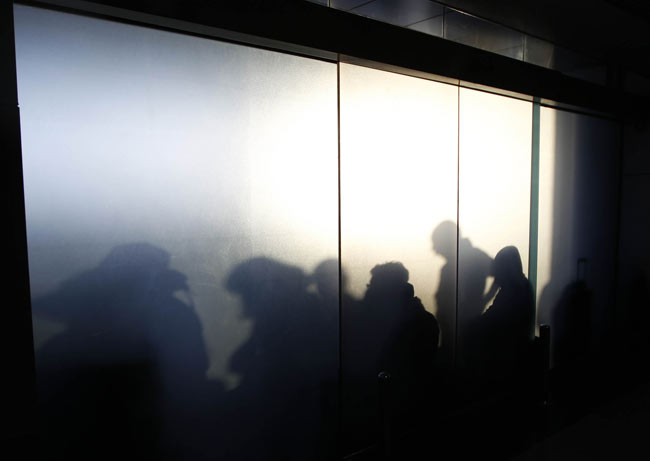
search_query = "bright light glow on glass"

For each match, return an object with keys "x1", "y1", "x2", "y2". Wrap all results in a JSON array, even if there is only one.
[
  {"x1": 459, "y1": 88, "x2": 532, "y2": 272},
  {"x1": 456, "y1": 88, "x2": 532, "y2": 361},
  {"x1": 15, "y1": 4, "x2": 338, "y2": 387},
  {"x1": 340, "y1": 63, "x2": 458, "y2": 316}
]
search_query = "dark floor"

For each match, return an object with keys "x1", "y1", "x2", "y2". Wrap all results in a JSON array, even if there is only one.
[{"x1": 512, "y1": 381, "x2": 650, "y2": 460}]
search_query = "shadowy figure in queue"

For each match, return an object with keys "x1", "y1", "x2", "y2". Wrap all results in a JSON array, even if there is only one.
[
  {"x1": 463, "y1": 246, "x2": 536, "y2": 457},
  {"x1": 310, "y1": 259, "x2": 344, "y2": 456},
  {"x1": 345, "y1": 262, "x2": 439, "y2": 450},
  {"x1": 313, "y1": 258, "x2": 357, "y2": 378},
  {"x1": 471, "y1": 246, "x2": 535, "y2": 382},
  {"x1": 432, "y1": 221, "x2": 494, "y2": 371},
  {"x1": 542, "y1": 277, "x2": 594, "y2": 420},
  {"x1": 537, "y1": 257, "x2": 593, "y2": 371},
  {"x1": 33, "y1": 243, "x2": 213, "y2": 461},
  {"x1": 535, "y1": 256, "x2": 598, "y2": 422},
  {"x1": 225, "y1": 257, "x2": 338, "y2": 460},
  {"x1": 311, "y1": 259, "x2": 341, "y2": 353},
  {"x1": 551, "y1": 280, "x2": 591, "y2": 369}
]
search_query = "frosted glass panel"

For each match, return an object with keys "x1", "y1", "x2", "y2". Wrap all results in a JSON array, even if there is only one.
[
  {"x1": 340, "y1": 63, "x2": 457, "y2": 450},
  {"x1": 458, "y1": 88, "x2": 533, "y2": 379},
  {"x1": 15, "y1": 5, "x2": 338, "y2": 460},
  {"x1": 537, "y1": 108, "x2": 619, "y2": 367}
]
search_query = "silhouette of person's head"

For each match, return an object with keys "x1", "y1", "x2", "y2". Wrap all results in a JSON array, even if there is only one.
[
  {"x1": 99, "y1": 242, "x2": 169, "y2": 270},
  {"x1": 313, "y1": 259, "x2": 340, "y2": 301},
  {"x1": 99, "y1": 243, "x2": 189, "y2": 296},
  {"x1": 39, "y1": 243, "x2": 186, "y2": 329},
  {"x1": 366, "y1": 262, "x2": 412, "y2": 300},
  {"x1": 432, "y1": 220, "x2": 457, "y2": 261},
  {"x1": 493, "y1": 246, "x2": 524, "y2": 287},
  {"x1": 98, "y1": 243, "x2": 189, "y2": 307},
  {"x1": 226, "y1": 257, "x2": 306, "y2": 320}
]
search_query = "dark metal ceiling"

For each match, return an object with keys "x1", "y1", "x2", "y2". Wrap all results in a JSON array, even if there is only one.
[{"x1": 440, "y1": 0, "x2": 650, "y2": 78}]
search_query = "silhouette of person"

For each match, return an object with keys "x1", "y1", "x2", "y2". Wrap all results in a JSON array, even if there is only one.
[
  {"x1": 432, "y1": 221, "x2": 457, "y2": 369},
  {"x1": 310, "y1": 259, "x2": 343, "y2": 457},
  {"x1": 432, "y1": 221, "x2": 494, "y2": 370},
  {"x1": 33, "y1": 243, "x2": 211, "y2": 461},
  {"x1": 471, "y1": 246, "x2": 535, "y2": 381},
  {"x1": 551, "y1": 280, "x2": 591, "y2": 368},
  {"x1": 311, "y1": 259, "x2": 340, "y2": 373},
  {"x1": 344, "y1": 262, "x2": 438, "y2": 451},
  {"x1": 225, "y1": 257, "x2": 337, "y2": 460},
  {"x1": 459, "y1": 246, "x2": 537, "y2": 458}
]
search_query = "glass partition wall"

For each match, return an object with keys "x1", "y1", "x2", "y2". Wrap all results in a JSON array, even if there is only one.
[
  {"x1": 339, "y1": 63, "x2": 458, "y2": 453},
  {"x1": 14, "y1": 4, "x2": 620, "y2": 460},
  {"x1": 15, "y1": 5, "x2": 339, "y2": 460}
]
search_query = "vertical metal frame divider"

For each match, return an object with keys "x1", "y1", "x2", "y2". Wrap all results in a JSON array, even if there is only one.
[
  {"x1": 455, "y1": 85, "x2": 461, "y2": 369},
  {"x1": 529, "y1": 99, "x2": 541, "y2": 312},
  {"x1": 336, "y1": 60, "x2": 344, "y2": 460}
]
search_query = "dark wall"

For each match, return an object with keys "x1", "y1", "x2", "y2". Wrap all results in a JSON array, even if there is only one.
[
  {"x1": 0, "y1": 0, "x2": 36, "y2": 449},
  {"x1": 616, "y1": 117, "x2": 650, "y2": 376}
]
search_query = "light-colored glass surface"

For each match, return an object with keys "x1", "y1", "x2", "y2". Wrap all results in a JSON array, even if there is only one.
[
  {"x1": 339, "y1": 63, "x2": 457, "y2": 451},
  {"x1": 537, "y1": 108, "x2": 619, "y2": 365},
  {"x1": 15, "y1": 4, "x2": 338, "y2": 458},
  {"x1": 340, "y1": 63, "x2": 458, "y2": 319},
  {"x1": 458, "y1": 88, "x2": 532, "y2": 274},
  {"x1": 457, "y1": 88, "x2": 532, "y2": 367}
]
